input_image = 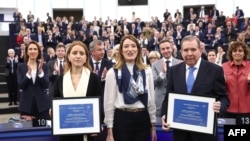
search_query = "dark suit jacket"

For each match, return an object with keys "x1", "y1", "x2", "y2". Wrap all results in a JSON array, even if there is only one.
[
  {"x1": 210, "y1": 10, "x2": 219, "y2": 18},
  {"x1": 34, "y1": 33, "x2": 46, "y2": 46},
  {"x1": 47, "y1": 59, "x2": 60, "y2": 97},
  {"x1": 129, "y1": 28, "x2": 139, "y2": 38},
  {"x1": 89, "y1": 58, "x2": 113, "y2": 79},
  {"x1": 161, "y1": 60, "x2": 229, "y2": 116},
  {"x1": 161, "y1": 60, "x2": 229, "y2": 141},
  {"x1": 90, "y1": 58, "x2": 113, "y2": 123},
  {"x1": 53, "y1": 72, "x2": 101, "y2": 98},
  {"x1": 235, "y1": 9, "x2": 244, "y2": 18},
  {"x1": 17, "y1": 62, "x2": 50, "y2": 113},
  {"x1": 5, "y1": 59, "x2": 18, "y2": 77},
  {"x1": 45, "y1": 35, "x2": 57, "y2": 49}
]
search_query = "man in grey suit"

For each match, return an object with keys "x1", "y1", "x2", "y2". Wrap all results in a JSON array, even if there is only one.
[{"x1": 151, "y1": 39, "x2": 181, "y2": 117}]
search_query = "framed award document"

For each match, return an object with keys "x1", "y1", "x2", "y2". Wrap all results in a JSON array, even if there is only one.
[
  {"x1": 167, "y1": 92, "x2": 216, "y2": 135},
  {"x1": 52, "y1": 97, "x2": 101, "y2": 135}
]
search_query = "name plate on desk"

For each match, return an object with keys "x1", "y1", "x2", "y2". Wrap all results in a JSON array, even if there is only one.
[
  {"x1": 167, "y1": 92, "x2": 216, "y2": 134},
  {"x1": 52, "y1": 97, "x2": 101, "y2": 135}
]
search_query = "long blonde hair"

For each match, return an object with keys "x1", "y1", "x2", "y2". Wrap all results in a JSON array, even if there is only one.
[{"x1": 114, "y1": 35, "x2": 148, "y2": 70}]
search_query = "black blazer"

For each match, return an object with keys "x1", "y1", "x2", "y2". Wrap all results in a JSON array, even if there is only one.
[
  {"x1": 161, "y1": 60, "x2": 229, "y2": 116},
  {"x1": 47, "y1": 59, "x2": 59, "y2": 97},
  {"x1": 89, "y1": 58, "x2": 113, "y2": 79},
  {"x1": 17, "y1": 62, "x2": 50, "y2": 113},
  {"x1": 89, "y1": 58, "x2": 113, "y2": 122},
  {"x1": 5, "y1": 59, "x2": 18, "y2": 77},
  {"x1": 53, "y1": 72, "x2": 101, "y2": 98}
]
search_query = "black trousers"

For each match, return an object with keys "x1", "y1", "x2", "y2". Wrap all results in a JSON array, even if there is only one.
[
  {"x1": 20, "y1": 97, "x2": 50, "y2": 120},
  {"x1": 113, "y1": 109, "x2": 151, "y2": 141},
  {"x1": 57, "y1": 135, "x2": 95, "y2": 141},
  {"x1": 5, "y1": 75, "x2": 18, "y2": 103}
]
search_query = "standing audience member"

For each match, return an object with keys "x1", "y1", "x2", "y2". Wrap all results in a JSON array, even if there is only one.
[
  {"x1": 161, "y1": 35, "x2": 229, "y2": 141},
  {"x1": 13, "y1": 8, "x2": 21, "y2": 23},
  {"x1": 110, "y1": 44, "x2": 120, "y2": 64},
  {"x1": 235, "y1": 6, "x2": 244, "y2": 29},
  {"x1": 89, "y1": 40, "x2": 113, "y2": 141},
  {"x1": 148, "y1": 51, "x2": 161, "y2": 66},
  {"x1": 47, "y1": 43, "x2": 66, "y2": 97},
  {"x1": 5, "y1": 49, "x2": 19, "y2": 106},
  {"x1": 53, "y1": 41, "x2": 101, "y2": 141},
  {"x1": 17, "y1": 41, "x2": 50, "y2": 120},
  {"x1": 207, "y1": 49, "x2": 217, "y2": 64},
  {"x1": 27, "y1": 11, "x2": 34, "y2": 23},
  {"x1": 222, "y1": 41, "x2": 250, "y2": 124},
  {"x1": 16, "y1": 43, "x2": 26, "y2": 63},
  {"x1": 104, "y1": 35, "x2": 157, "y2": 141},
  {"x1": 151, "y1": 39, "x2": 181, "y2": 117},
  {"x1": 89, "y1": 40, "x2": 113, "y2": 120},
  {"x1": 141, "y1": 46, "x2": 150, "y2": 65},
  {"x1": 215, "y1": 46, "x2": 227, "y2": 66}
]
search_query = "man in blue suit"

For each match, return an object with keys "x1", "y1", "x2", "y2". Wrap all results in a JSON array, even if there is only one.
[{"x1": 161, "y1": 35, "x2": 229, "y2": 141}]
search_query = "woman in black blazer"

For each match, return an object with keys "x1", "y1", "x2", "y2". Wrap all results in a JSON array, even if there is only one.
[
  {"x1": 53, "y1": 41, "x2": 101, "y2": 141},
  {"x1": 17, "y1": 41, "x2": 50, "y2": 120}
]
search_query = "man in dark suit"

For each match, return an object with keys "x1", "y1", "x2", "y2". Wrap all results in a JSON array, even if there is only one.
[
  {"x1": 15, "y1": 43, "x2": 26, "y2": 63},
  {"x1": 34, "y1": 27, "x2": 46, "y2": 46},
  {"x1": 197, "y1": 6, "x2": 207, "y2": 19},
  {"x1": 141, "y1": 46, "x2": 150, "y2": 65},
  {"x1": 235, "y1": 6, "x2": 245, "y2": 29},
  {"x1": 210, "y1": 6, "x2": 220, "y2": 20},
  {"x1": 5, "y1": 49, "x2": 19, "y2": 105},
  {"x1": 161, "y1": 35, "x2": 229, "y2": 141},
  {"x1": 47, "y1": 43, "x2": 66, "y2": 97},
  {"x1": 163, "y1": 9, "x2": 171, "y2": 21},
  {"x1": 129, "y1": 23, "x2": 139, "y2": 38},
  {"x1": 89, "y1": 40, "x2": 113, "y2": 141}
]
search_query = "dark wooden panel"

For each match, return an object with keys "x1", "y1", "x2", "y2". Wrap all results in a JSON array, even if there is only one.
[{"x1": 118, "y1": 0, "x2": 148, "y2": 6}]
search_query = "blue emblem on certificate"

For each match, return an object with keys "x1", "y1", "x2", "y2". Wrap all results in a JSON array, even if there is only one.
[
  {"x1": 173, "y1": 99, "x2": 208, "y2": 127},
  {"x1": 59, "y1": 104, "x2": 94, "y2": 128}
]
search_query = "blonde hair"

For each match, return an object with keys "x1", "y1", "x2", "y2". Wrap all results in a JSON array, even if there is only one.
[
  {"x1": 148, "y1": 51, "x2": 161, "y2": 60},
  {"x1": 110, "y1": 44, "x2": 120, "y2": 60}
]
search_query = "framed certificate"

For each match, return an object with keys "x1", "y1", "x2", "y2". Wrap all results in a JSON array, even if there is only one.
[
  {"x1": 167, "y1": 92, "x2": 216, "y2": 135},
  {"x1": 52, "y1": 97, "x2": 101, "y2": 135}
]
